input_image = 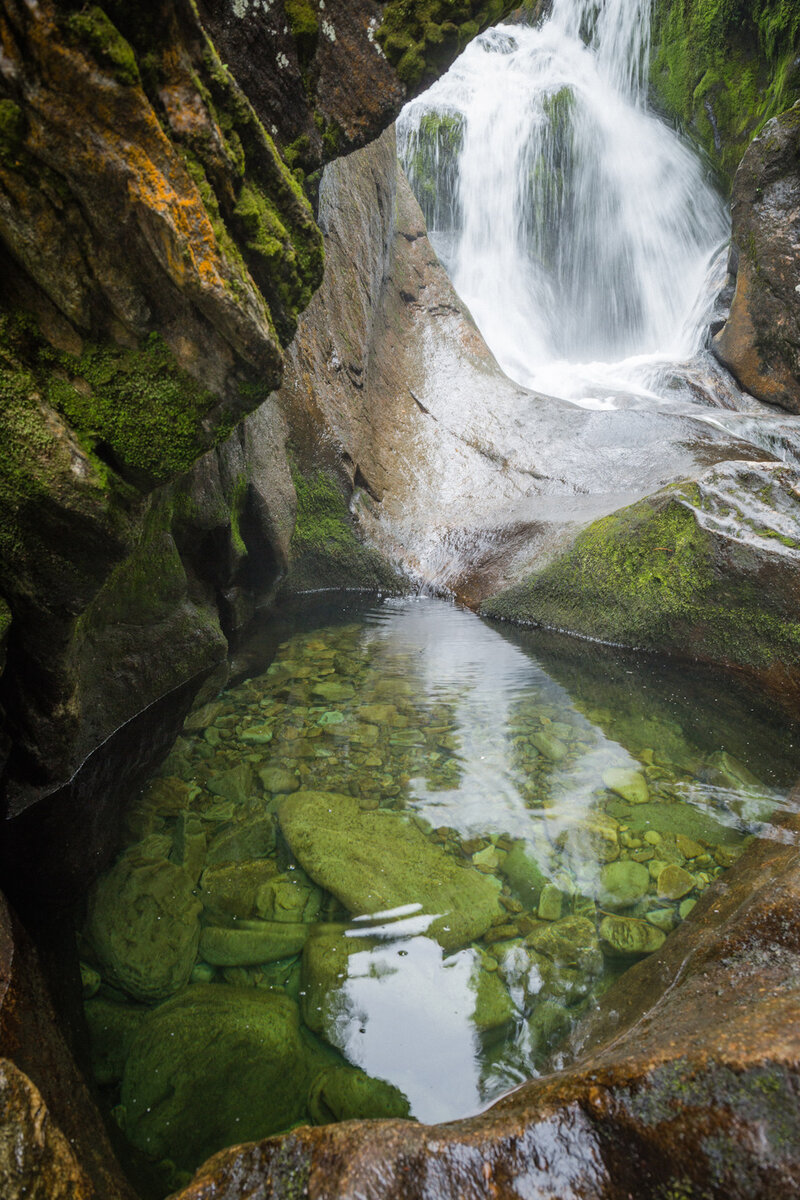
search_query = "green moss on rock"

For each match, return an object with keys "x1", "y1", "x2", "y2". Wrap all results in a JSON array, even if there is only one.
[
  {"x1": 483, "y1": 483, "x2": 800, "y2": 673},
  {"x1": 64, "y1": 5, "x2": 140, "y2": 86},
  {"x1": 650, "y1": 0, "x2": 800, "y2": 184},
  {"x1": 377, "y1": 0, "x2": 514, "y2": 90},
  {"x1": 285, "y1": 465, "x2": 404, "y2": 594},
  {"x1": 0, "y1": 100, "x2": 24, "y2": 162}
]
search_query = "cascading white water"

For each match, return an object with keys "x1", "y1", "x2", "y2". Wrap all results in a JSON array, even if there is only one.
[{"x1": 397, "y1": 0, "x2": 729, "y2": 404}]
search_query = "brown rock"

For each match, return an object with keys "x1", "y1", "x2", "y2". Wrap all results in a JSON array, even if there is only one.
[
  {"x1": 714, "y1": 105, "x2": 800, "y2": 413},
  {"x1": 0, "y1": 891, "x2": 135, "y2": 1199}
]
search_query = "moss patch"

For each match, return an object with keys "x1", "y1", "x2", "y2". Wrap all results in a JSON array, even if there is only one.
[
  {"x1": 482, "y1": 486, "x2": 800, "y2": 672},
  {"x1": 285, "y1": 466, "x2": 404, "y2": 594},
  {"x1": 650, "y1": 0, "x2": 800, "y2": 184},
  {"x1": 377, "y1": 0, "x2": 521, "y2": 90},
  {"x1": 64, "y1": 5, "x2": 140, "y2": 86}
]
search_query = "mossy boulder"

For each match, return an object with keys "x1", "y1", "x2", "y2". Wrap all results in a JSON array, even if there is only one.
[
  {"x1": 199, "y1": 920, "x2": 309, "y2": 965},
  {"x1": 120, "y1": 985, "x2": 311, "y2": 1170},
  {"x1": 278, "y1": 791, "x2": 503, "y2": 951},
  {"x1": 599, "y1": 915, "x2": 667, "y2": 958},
  {"x1": 482, "y1": 461, "x2": 800, "y2": 692},
  {"x1": 598, "y1": 861, "x2": 651, "y2": 909},
  {"x1": 307, "y1": 1065, "x2": 410, "y2": 1124},
  {"x1": 85, "y1": 845, "x2": 202, "y2": 1002}
]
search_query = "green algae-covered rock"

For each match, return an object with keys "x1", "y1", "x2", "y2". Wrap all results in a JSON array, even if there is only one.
[
  {"x1": 121, "y1": 985, "x2": 311, "y2": 1170},
  {"x1": 657, "y1": 863, "x2": 695, "y2": 901},
  {"x1": 278, "y1": 791, "x2": 502, "y2": 951},
  {"x1": 258, "y1": 767, "x2": 300, "y2": 794},
  {"x1": 599, "y1": 860, "x2": 651, "y2": 909},
  {"x1": 199, "y1": 920, "x2": 309, "y2": 966},
  {"x1": 200, "y1": 859, "x2": 279, "y2": 919},
  {"x1": 307, "y1": 1064, "x2": 410, "y2": 1124},
  {"x1": 300, "y1": 925, "x2": 374, "y2": 1036},
  {"x1": 527, "y1": 916, "x2": 603, "y2": 978},
  {"x1": 206, "y1": 764, "x2": 255, "y2": 805},
  {"x1": 86, "y1": 847, "x2": 202, "y2": 1002},
  {"x1": 205, "y1": 816, "x2": 276, "y2": 865},
  {"x1": 602, "y1": 768, "x2": 649, "y2": 805},
  {"x1": 84, "y1": 995, "x2": 148, "y2": 1086},
  {"x1": 501, "y1": 840, "x2": 548, "y2": 907},
  {"x1": 557, "y1": 810, "x2": 620, "y2": 864},
  {"x1": 471, "y1": 964, "x2": 515, "y2": 1036},
  {"x1": 599, "y1": 915, "x2": 666, "y2": 958},
  {"x1": 255, "y1": 869, "x2": 323, "y2": 923}
]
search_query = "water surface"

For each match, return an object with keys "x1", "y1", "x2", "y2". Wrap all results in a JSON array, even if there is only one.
[{"x1": 79, "y1": 598, "x2": 799, "y2": 1192}]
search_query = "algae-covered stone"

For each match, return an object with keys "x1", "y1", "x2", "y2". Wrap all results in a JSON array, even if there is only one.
[
  {"x1": 199, "y1": 920, "x2": 309, "y2": 965},
  {"x1": 84, "y1": 995, "x2": 148, "y2": 1086},
  {"x1": 86, "y1": 849, "x2": 201, "y2": 1002},
  {"x1": 602, "y1": 768, "x2": 649, "y2": 805},
  {"x1": 170, "y1": 812, "x2": 207, "y2": 884},
  {"x1": 599, "y1": 915, "x2": 666, "y2": 957},
  {"x1": 527, "y1": 916, "x2": 603, "y2": 978},
  {"x1": 531, "y1": 730, "x2": 567, "y2": 761},
  {"x1": 200, "y1": 859, "x2": 278, "y2": 919},
  {"x1": 121, "y1": 985, "x2": 311, "y2": 1170},
  {"x1": 537, "y1": 884, "x2": 564, "y2": 921},
  {"x1": 599, "y1": 860, "x2": 651, "y2": 909},
  {"x1": 471, "y1": 964, "x2": 515, "y2": 1036},
  {"x1": 206, "y1": 763, "x2": 255, "y2": 805},
  {"x1": 500, "y1": 841, "x2": 547, "y2": 907},
  {"x1": 255, "y1": 869, "x2": 323, "y2": 923},
  {"x1": 558, "y1": 811, "x2": 620, "y2": 864},
  {"x1": 278, "y1": 791, "x2": 502, "y2": 951},
  {"x1": 205, "y1": 816, "x2": 276, "y2": 865},
  {"x1": 657, "y1": 864, "x2": 695, "y2": 901},
  {"x1": 622, "y1": 802, "x2": 740, "y2": 846},
  {"x1": 258, "y1": 767, "x2": 300, "y2": 794},
  {"x1": 312, "y1": 680, "x2": 355, "y2": 702},
  {"x1": 527, "y1": 999, "x2": 572, "y2": 1059},
  {"x1": 646, "y1": 907, "x2": 676, "y2": 933},
  {"x1": 307, "y1": 1065, "x2": 410, "y2": 1124},
  {"x1": 301, "y1": 925, "x2": 357, "y2": 1035}
]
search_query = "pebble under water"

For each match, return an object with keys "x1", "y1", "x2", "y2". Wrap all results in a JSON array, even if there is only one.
[{"x1": 78, "y1": 598, "x2": 800, "y2": 1194}]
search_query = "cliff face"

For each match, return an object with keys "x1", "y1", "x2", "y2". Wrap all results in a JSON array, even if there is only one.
[
  {"x1": 0, "y1": 0, "x2": 519, "y2": 820},
  {"x1": 650, "y1": 0, "x2": 800, "y2": 185}
]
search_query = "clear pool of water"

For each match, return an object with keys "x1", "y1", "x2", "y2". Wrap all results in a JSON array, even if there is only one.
[{"x1": 78, "y1": 597, "x2": 800, "y2": 1192}]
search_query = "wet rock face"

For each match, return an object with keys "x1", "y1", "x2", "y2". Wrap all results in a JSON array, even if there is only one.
[
  {"x1": 714, "y1": 105, "x2": 800, "y2": 413},
  {"x1": 0, "y1": 891, "x2": 136, "y2": 1200},
  {"x1": 173, "y1": 807, "x2": 800, "y2": 1200}
]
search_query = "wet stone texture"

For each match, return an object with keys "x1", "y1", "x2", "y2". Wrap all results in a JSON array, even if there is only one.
[{"x1": 73, "y1": 600, "x2": 800, "y2": 1194}]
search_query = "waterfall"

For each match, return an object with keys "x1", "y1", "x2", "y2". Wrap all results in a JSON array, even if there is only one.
[{"x1": 397, "y1": 0, "x2": 728, "y2": 404}]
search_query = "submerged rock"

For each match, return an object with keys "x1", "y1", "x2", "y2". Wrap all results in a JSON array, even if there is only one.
[
  {"x1": 307, "y1": 1066, "x2": 410, "y2": 1125},
  {"x1": 598, "y1": 860, "x2": 651, "y2": 909},
  {"x1": 278, "y1": 791, "x2": 502, "y2": 951},
  {"x1": 121, "y1": 986, "x2": 311, "y2": 1171},
  {"x1": 199, "y1": 921, "x2": 309, "y2": 966},
  {"x1": 599, "y1": 915, "x2": 667, "y2": 957},
  {"x1": 86, "y1": 848, "x2": 201, "y2": 1002}
]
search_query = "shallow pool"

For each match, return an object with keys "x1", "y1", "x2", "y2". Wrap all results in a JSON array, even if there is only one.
[{"x1": 78, "y1": 597, "x2": 800, "y2": 1192}]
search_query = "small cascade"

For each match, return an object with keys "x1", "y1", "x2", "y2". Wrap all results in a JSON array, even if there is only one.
[{"x1": 397, "y1": 0, "x2": 729, "y2": 403}]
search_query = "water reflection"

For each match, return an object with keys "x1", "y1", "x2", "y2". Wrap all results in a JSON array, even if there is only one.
[{"x1": 78, "y1": 598, "x2": 800, "y2": 1192}]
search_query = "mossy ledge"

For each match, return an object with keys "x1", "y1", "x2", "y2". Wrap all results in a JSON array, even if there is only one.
[
  {"x1": 650, "y1": 0, "x2": 800, "y2": 184},
  {"x1": 377, "y1": 0, "x2": 533, "y2": 91},
  {"x1": 283, "y1": 464, "x2": 406, "y2": 595},
  {"x1": 482, "y1": 478, "x2": 800, "y2": 680}
]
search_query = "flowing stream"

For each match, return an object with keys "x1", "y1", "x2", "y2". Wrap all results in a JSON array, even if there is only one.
[{"x1": 397, "y1": 0, "x2": 729, "y2": 404}]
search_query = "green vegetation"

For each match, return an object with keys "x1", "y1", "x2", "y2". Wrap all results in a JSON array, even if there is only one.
[
  {"x1": 377, "y1": 0, "x2": 517, "y2": 89},
  {"x1": 0, "y1": 100, "x2": 24, "y2": 162},
  {"x1": 483, "y1": 486, "x2": 800, "y2": 671},
  {"x1": 0, "y1": 313, "x2": 234, "y2": 488},
  {"x1": 284, "y1": 0, "x2": 319, "y2": 64},
  {"x1": 65, "y1": 5, "x2": 140, "y2": 86},
  {"x1": 650, "y1": 0, "x2": 800, "y2": 183},
  {"x1": 286, "y1": 465, "x2": 404, "y2": 594}
]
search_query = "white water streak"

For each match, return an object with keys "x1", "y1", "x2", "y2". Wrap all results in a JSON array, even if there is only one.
[{"x1": 397, "y1": 0, "x2": 728, "y2": 403}]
